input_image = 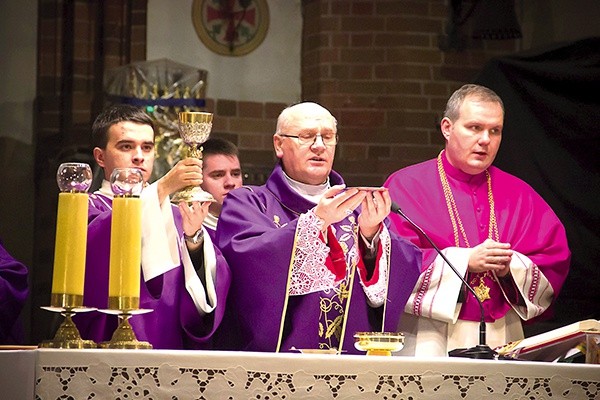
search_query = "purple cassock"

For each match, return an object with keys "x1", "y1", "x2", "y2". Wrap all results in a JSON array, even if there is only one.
[
  {"x1": 384, "y1": 154, "x2": 571, "y2": 325},
  {"x1": 0, "y1": 240, "x2": 28, "y2": 344},
  {"x1": 216, "y1": 163, "x2": 422, "y2": 354},
  {"x1": 73, "y1": 186, "x2": 231, "y2": 350}
]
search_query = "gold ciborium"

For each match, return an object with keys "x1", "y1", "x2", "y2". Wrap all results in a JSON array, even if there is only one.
[
  {"x1": 354, "y1": 332, "x2": 405, "y2": 356},
  {"x1": 170, "y1": 111, "x2": 216, "y2": 204}
]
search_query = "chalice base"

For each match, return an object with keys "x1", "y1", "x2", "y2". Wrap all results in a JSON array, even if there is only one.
[
  {"x1": 171, "y1": 186, "x2": 216, "y2": 204},
  {"x1": 354, "y1": 332, "x2": 405, "y2": 356}
]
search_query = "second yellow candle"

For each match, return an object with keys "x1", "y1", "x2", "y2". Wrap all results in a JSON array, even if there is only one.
[{"x1": 108, "y1": 196, "x2": 142, "y2": 310}]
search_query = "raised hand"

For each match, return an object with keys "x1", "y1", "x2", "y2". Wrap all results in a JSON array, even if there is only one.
[
  {"x1": 314, "y1": 185, "x2": 367, "y2": 230},
  {"x1": 157, "y1": 158, "x2": 203, "y2": 204},
  {"x1": 357, "y1": 188, "x2": 391, "y2": 240}
]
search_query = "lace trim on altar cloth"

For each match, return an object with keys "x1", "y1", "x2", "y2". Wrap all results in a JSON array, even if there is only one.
[
  {"x1": 35, "y1": 363, "x2": 599, "y2": 399},
  {"x1": 289, "y1": 210, "x2": 337, "y2": 296}
]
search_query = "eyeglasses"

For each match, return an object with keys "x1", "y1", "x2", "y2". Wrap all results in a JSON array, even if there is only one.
[{"x1": 278, "y1": 133, "x2": 339, "y2": 146}]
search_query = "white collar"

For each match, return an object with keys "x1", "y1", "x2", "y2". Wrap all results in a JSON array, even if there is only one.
[{"x1": 283, "y1": 172, "x2": 330, "y2": 203}]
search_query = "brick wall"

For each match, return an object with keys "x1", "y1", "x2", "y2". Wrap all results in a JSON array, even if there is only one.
[{"x1": 301, "y1": 0, "x2": 519, "y2": 186}]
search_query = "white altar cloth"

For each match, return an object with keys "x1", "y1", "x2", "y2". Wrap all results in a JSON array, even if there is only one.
[{"x1": 1, "y1": 348, "x2": 598, "y2": 399}]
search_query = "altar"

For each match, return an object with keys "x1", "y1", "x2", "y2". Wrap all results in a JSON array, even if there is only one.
[{"x1": 1, "y1": 348, "x2": 598, "y2": 399}]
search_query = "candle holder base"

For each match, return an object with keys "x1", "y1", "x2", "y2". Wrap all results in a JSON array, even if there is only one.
[
  {"x1": 99, "y1": 309, "x2": 153, "y2": 349},
  {"x1": 39, "y1": 306, "x2": 97, "y2": 349}
]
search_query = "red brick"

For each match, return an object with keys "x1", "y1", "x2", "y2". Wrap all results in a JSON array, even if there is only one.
[
  {"x1": 387, "y1": 48, "x2": 443, "y2": 64},
  {"x1": 331, "y1": 33, "x2": 350, "y2": 47},
  {"x1": 339, "y1": 109, "x2": 385, "y2": 128},
  {"x1": 265, "y1": 102, "x2": 287, "y2": 119},
  {"x1": 386, "y1": 16, "x2": 443, "y2": 33},
  {"x1": 239, "y1": 133, "x2": 267, "y2": 149},
  {"x1": 229, "y1": 118, "x2": 274, "y2": 134},
  {"x1": 331, "y1": 1, "x2": 351, "y2": 15},
  {"x1": 216, "y1": 100, "x2": 237, "y2": 117},
  {"x1": 374, "y1": 64, "x2": 432, "y2": 80},
  {"x1": 349, "y1": 65, "x2": 373, "y2": 80},
  {"x1": 376, "y1": 1, "x2": 429, "y2": 16},
  {"x1": 351, "y1": 33, "x2": 374, "y2": 47},
  {"x1": 341, "y1": 48, "x2": 385, "y2": 63},
  {"x1": 341, "y1": 16, "x2": 385, "y2": 32},
  {"x1": 238, "y1": 102, "x2": 264, "y2": 118},
  {"x1": 374, "y1": 33, "x2": 430, "y2": 47},
  {"x1": 337, "y1": 144, "x2": 367, "y2": 160},
  {"x1": 351, "y1": 2, "x2": 374, "y2": 15}
]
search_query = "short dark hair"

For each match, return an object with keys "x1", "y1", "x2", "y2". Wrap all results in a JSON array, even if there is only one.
[
  {"x1": 202, "y1": 137, "x2": 239, "y2": 158},
  {"x1": 91, "y1": 104, "x2": 155, "y2": 149},
  {"x1": 444, "y1": 84, "x2": 504, "y2": 121}
]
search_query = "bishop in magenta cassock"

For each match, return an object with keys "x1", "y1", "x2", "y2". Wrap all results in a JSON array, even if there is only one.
[{"x1": 384, "y1": 84, "x2": 571, "y2": 356}]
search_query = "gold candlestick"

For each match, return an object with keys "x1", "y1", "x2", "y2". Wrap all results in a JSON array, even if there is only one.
[
  {"x1": 100, "y1": 168, "x2": 152, "y2": 349},
  {"x1": 40, "y1": 162, "x2": 96, "y2": 349},
  {"x1": 170, "y1": 111, "x2": 216, "y2": 204}
]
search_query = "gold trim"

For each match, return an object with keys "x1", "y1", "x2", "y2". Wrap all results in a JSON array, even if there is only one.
[
  {"x1": 276, "y1": 223, "x2": 298, "y2": 352},
  {"x1": 108, "y1": 296, "x2": 140, "y2": 311},
  {"x1": 50, "y1": 293, "x2": 84, "y2": 308}
]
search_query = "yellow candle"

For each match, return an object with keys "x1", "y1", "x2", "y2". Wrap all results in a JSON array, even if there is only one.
[
  {"x1": 51, "y1": 192, "x2": 89, "y2": 306},
  {"x1": 108, "y1": 196, "x2": 142, "y2": 310}
]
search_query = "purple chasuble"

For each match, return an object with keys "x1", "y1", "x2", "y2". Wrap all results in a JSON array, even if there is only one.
[
  {"x1": 384, "y1": 155, "x2": 570, "y2": 323},
  {"x1": 0, "y1": 240, "x2": 29, "y2": 344},
  {"x1": 216, "y1": 163, "x2": 421, "y2": 354},
  {"x1": 73, "y1": 191, "x2": 231, "y2": 349}
]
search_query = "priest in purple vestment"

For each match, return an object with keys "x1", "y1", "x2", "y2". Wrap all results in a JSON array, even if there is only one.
[
  {"x1": 0, "y1": 239, "x2": 28, "y2": 344},
  {"x1": 383, "y1": 84, "x2": 571, "y2": 356},
  {"x1": 74, "y1": 104, "x2": 230, "y2": 349},
  {"x1": 216, "y1": 102, "x2": 422, "y2": 354}
]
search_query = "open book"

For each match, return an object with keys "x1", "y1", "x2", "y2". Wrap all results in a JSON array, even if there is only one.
[{"x1": 495, "y1": 319, "x2": 600, "y2": 362}]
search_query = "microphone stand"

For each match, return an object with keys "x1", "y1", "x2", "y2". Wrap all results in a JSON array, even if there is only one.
[{"x1": 391, "y1": 202, "x2": 497, "y2": 359}]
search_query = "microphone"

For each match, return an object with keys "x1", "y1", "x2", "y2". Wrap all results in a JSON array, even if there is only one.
[{"x1": 390, "y1": 201, "x2": 497, "y2": 359}]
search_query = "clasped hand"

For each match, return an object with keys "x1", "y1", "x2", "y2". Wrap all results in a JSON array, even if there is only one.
[{"x1": 315, "y1": 185, "x2": 392, "y2": 240}]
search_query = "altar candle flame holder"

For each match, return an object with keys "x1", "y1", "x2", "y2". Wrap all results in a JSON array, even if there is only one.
[
  {"x1": 170, "y1": 111, "x2": 216, "y2": 204},
  {"x1": 99, "y1": 167, "x2": 152, "y2": 349},
  {"x1": 40, "y1": 162, "x2": 97, "y2": 349}
]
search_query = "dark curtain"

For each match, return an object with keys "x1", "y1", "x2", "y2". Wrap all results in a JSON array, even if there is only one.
[{"x1": 475, "y1": 37, "x2": 600, "y2": 333}]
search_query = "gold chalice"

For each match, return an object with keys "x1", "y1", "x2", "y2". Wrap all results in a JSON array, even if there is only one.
[
  {"x1": 170, "y1": 111, "x2": 216, "y2": 204},
  {"x1": 354, "y1": 332, "x2": 405, "y2": 356}
]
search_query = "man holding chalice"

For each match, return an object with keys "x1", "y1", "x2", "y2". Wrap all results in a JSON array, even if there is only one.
[{"x1": 74, "y1": 104, "x2": 230, "y2": 350}]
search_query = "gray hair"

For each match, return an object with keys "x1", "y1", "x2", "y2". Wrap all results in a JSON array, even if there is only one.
[{"x1": 275, "y1": 102, "x2": 337, "y2": 135}]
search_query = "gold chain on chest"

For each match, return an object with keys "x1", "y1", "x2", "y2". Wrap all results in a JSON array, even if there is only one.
[{"x1": 437, "y1": 151, "x2": 499, "y2": 301}]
